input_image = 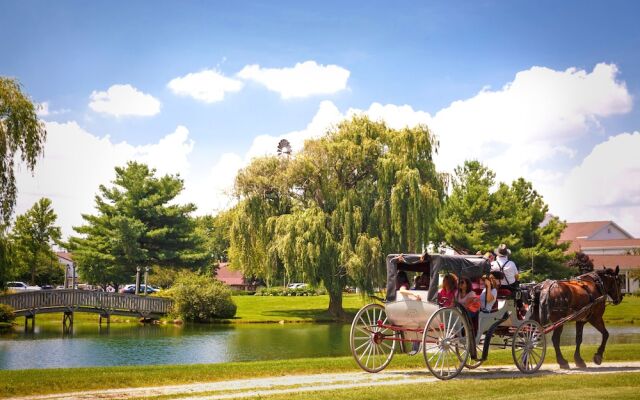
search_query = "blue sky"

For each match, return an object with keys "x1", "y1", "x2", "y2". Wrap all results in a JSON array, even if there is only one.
[{"x1": 2, "y1": 1, "x2": 640, "y2": 237}]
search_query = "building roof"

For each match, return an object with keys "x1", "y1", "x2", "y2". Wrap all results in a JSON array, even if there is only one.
[
  {"x1": 589, "y1": 255, "x2": 640, "y2": 270},
  {"x1": 564, "y1": 238, "x2": 640, "y2": 253},
  {"x1": 560, "y1": 221, "x2": 612, "y2": 241},
  {"x1": 56, "y1": 252, "x2": 73, "y2": 262},
  {"x1": 216, "y1": 263, "x2": 245, "y2": 286}
]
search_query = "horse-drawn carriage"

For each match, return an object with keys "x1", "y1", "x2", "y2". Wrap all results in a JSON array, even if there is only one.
[{"x1": 349, "y1": 253, "x2": 546, "y2": 380}]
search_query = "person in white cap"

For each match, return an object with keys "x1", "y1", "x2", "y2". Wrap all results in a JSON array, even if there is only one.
[{"x1": 490, "y1": 244, "x2": 519, "y2": 288}]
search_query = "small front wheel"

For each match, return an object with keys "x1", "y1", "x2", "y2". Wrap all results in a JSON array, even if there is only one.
[
  {"x1": 350, "y1": 303, "x2": 396, "y2": 372},
  {"x1": 422, "y1": 307, "x2": 470, "y2": 380},
  {"x1": 512, "y1": 320, "x2": 546, "y2": 373}
]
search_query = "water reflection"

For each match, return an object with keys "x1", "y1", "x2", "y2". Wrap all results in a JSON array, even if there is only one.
[{"x1": 0, "y1": 320, "x2": 638, "y2": 370}]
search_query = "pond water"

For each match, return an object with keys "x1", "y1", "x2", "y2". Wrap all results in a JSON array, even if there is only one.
[{"x1": 1, "y1": 320, "x2": 639, "y2": 370}]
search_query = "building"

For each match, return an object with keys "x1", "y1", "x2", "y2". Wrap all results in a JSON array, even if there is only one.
[
  {"x1": 216, "y1": 263, "x2": 257, "y2": 291},
  {"x1": 560, "y1": 221, "x2": 640, "y2": 293},
  {"x1": 56, "y1": 252, "x2": 76, "y2": 288}
]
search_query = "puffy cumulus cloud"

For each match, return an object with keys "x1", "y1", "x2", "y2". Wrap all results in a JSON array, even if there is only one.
[
  {"x1": 168, "y1": 69, "x2": 243, "y2": 103},
  {"x1": 430, "y1": 63, "x2": 632, "y2": 182},
  {"x1": 237, "y1": 60, "x2": 350, "y2": 99},
  {"x1": 548, "y1": 132, "x2": 640, "y2": 236},
  {"x1": 15, "y1": 122, "x2": 193, "y2": 237},
  {"x1": 36, "y1": 101, "x2": 50, "y2": 117},
  {"x1": 89, "y1": 84, "x2": 161, "y2": 117}
]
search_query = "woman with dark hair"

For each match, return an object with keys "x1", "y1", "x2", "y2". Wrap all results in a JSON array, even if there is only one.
[
  {"x1": 397, "y1": 270, "x2": 421, "y2": 300},
  {"x1": 437, "y1": 274, "x2": 457, "y2": 307},
  {"x1": 457, "y1": 277, "x2": 480, "y2": 318}
]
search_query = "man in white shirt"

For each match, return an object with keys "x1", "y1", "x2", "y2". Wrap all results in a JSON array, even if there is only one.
[{"x1": 490, "y1": 244, "x2": 519, "y2": 287}]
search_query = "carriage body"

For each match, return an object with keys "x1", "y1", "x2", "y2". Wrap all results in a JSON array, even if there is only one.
[{"x1": 350, "y1": 253, "x2": 547, "y2": 379}]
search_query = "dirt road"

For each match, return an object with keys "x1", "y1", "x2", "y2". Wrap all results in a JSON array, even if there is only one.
[{"x1": 9, "y1": 361, "x2": 640, "y2": 400}]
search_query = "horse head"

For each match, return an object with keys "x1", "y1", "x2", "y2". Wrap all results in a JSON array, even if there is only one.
[{"x1": 597, "y1": 266, "x2": 624, "y2": 305}]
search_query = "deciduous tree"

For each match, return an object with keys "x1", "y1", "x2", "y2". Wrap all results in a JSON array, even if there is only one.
[
  {"x1": 10, "y1": 198, "x2": 62, "y2": 284},
  {"x1": 230, "y1": 116, "x2": 446, "y2": 318}
]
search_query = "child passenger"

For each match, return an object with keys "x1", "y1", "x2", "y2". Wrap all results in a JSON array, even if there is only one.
[{"x1": 437, "y1": 274, "x2": 457, "y2": 307}]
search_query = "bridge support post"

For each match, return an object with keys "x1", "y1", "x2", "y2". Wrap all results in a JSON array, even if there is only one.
[
  {"x1": 99, "y1": 313, "x2": 110, "y2": 327},
  {"x1": 24, "y1": 315, "x2": 35, "y2": 332},
  {"x1": 63, "y1": 311, "x2": 74, "y2": 333}
]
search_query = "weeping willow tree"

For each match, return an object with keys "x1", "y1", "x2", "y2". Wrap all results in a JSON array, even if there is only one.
[{"x1": 229, "y1": 116, "x2": 446, "y2": 318}]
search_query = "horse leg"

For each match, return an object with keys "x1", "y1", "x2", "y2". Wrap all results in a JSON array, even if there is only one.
[
  {"x1": 590, "y1": 317, "x2": 609, "y2": 365},
  {"x1": 574, "y1": 321, "x2": 587, "y2": 368},
  {"x1": 552, "y1": 325, "x2": 570, "y2": 369}
]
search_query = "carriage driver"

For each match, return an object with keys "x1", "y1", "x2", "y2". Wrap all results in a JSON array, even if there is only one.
[{"x1": 491, "y1": 244, "x2": 520, "y2": 289}]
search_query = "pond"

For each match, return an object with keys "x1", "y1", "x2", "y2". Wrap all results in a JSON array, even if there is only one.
[{"x1": 1, "y1": 320, "x2": 639, "y2": 370}]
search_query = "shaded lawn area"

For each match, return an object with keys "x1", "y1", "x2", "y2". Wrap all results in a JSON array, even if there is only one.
[{"x1": 2, "y1": 343, "x2": 640, "y2": 398}]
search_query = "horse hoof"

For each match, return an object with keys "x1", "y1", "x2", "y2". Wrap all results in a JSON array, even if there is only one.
[
  {"x1": 593, "y1": 354, "x2": 602, "y2": 365},
  {"x1": 559, "y1": 363, "x2": 571, "y2": 370},
  {"x1": 575, "y1": 360, "x2": 587, "y2": 369}
]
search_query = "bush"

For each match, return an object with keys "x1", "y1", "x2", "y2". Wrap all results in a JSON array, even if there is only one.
[
  {"x1": 254, "y1": 286, "x2": 321, "y2": 296},
  {"x1": 0, "y1": 304, "x2": 16, "y2": 323},
  {"x1": 164, "y1": 272, "x2": 237, "y2": 322}
]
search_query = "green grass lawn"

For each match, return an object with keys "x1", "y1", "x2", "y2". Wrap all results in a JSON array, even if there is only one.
[
  {"x1": 230, "y1": 293, "x2": 369, "y2": 322},
  {"x1": 604, "y1": 294, "x2": 640, "y2": 324},
  {"x1": 1, "y1": 343, "x2": 640, "y2": 398},
  {"x1": 258, "y1": 372, "x2": 640, "y2": 400}
]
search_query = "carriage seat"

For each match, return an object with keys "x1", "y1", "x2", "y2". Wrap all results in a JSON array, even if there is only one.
[{"x1": 497, "y1": 288, "x2": 512, "y2": 299}]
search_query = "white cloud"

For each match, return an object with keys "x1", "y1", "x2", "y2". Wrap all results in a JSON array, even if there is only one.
[
  {"x1": 37, "y1": 102, "x2": 50, "y2": 117},
  {"x1": 168, "y1": 69, "x2": 243, "y2": 103},
  {"x1": 15, "y1": 122, "x2": 193, "y2": 237},
  {"x1": 548, "y1": 132, "x2": 640, "y2": 235},
  {"x1": 237, "y1": 60, "x2": 350, "y2": 99},
  {"x1": 89, "y1": 84, "x2": 161, "y2": 117},
  {"x1": 430, "y1": 63, "x2": 632, "y2": 182}
]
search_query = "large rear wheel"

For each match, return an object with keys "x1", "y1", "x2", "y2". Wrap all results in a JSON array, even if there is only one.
[
  {"x1": 422, "y1": 307, "x2": 470, "y2": 380},
  {"x1": 350, "y1": 303, "x2": 396, "y2": 372},
  {"x1": 512, "y1": 320, "x2": 546, "y2": 373}
]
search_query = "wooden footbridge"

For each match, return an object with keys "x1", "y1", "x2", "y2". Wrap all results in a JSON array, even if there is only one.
[{"x1": 0, "y1": 290, "x2": 173, "y2": 331}]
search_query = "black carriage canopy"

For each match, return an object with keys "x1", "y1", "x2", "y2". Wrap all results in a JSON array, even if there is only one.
[{"x1": 385, "y1": 253, "x2": 491, "y2": 302}]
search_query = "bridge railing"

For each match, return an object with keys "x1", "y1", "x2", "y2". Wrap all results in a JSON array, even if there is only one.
[{"x1": 0, "y1": 290, "x2": 173, "y2": 315}]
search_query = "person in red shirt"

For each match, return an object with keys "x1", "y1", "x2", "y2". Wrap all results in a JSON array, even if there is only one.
[{"x1": 437, "y1": 274, "x2": 457, "y2": 307}]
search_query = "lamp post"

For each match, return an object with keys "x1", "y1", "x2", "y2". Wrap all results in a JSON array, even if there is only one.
[
  {"x1": 143, "y1": 267, "x2": 149, "y2": 296},
  {"x1": 135, "y1": 266, "x2": 141, "y2": 295}
]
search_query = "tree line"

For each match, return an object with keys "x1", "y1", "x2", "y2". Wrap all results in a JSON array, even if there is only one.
[{"x1": 2, "y1": 76, "x2": 584, "y2": 319}]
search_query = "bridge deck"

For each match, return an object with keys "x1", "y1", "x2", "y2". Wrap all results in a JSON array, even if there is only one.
[{"x1": 0, "y1": 289, "x2": 173, "y2": 318}]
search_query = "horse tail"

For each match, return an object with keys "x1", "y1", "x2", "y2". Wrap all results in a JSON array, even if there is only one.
[{"x1": 538, "y1": 280, "x2": 555, "y2": 325}]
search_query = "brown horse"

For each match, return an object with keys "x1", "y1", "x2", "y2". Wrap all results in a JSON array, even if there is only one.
[{"x1": 533, "y1": 266, "x2": 624, "y2": 369}]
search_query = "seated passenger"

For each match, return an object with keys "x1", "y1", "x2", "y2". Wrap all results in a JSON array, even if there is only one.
[
  {"x1": 437, "y1": 274, "x2": 457, "y2": 307},
  {"x1": 479, "y1": 275, "x2": 498, "y2": 312},
  {"x1": 397, "y1": 270, "x2": 421, "y2": 300},
  {"x1": 457, "y1": 277, "x2": 480, "y2": 318},
  {"x1": 412, "y1": 272, "x2": 430, "y2": 290}
]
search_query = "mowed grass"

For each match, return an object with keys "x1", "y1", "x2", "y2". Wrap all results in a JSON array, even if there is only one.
[
  {"x1": 230, "y1": 293, "x2": 370, "y2": 322},
  {"x1": 604, "y1": 294, "x2": 640, "y2": 324},
  {"x1": 2, "y1": 343, "x2": 640, "y2": 398},
  {"x1": 258, "y1": 372, "x2": 640, "y2": 400}
]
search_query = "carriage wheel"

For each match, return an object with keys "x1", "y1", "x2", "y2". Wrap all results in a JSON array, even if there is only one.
[
  {"x1": 422, "y1": 307, "x2": 470, "y2": 380},
  {"x1": 512, "y1": 320, "x2": 546, "y2": 374},
  {"x1": 350, "y1": 303, "x2": 396, "y2": 373}
]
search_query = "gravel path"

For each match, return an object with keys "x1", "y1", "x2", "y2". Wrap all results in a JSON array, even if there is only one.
[{"x1": 9, "y1": 361, "x2": 640, "y2": 400}]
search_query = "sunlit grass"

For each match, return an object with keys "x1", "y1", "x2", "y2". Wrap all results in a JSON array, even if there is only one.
[{"x1": 1, "y1": 343, "x2": 640, "y2": 398}]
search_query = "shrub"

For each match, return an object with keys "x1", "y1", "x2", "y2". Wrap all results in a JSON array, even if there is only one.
[
  {"x1": 0, "y1": 304, "x2": 16, "y2": 323},
  {"x1": 255, "y1": 286, "x2": 321, "y2": 296},
  {"x1": 164, "y1": 272, "x2": 237, "y2": 321}
]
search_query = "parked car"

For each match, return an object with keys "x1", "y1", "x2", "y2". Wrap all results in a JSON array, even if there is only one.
[
  {"x1": 6, "y1": 281, "x2": 41, "y2": 291},
  {"x1": 120, "y1": 284, "x2": 159, "y2": 294},
  {"x1": 40, "y1": 284, "x2": 54, "y2": 290},
  {"x1": 287, "y1": 283, "x2": 307, "y2": 289}
]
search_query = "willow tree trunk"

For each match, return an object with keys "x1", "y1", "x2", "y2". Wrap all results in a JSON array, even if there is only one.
[{"x1": 328, "y1": 288, "x2": 348, "y2": 321}]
